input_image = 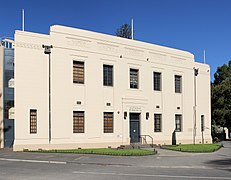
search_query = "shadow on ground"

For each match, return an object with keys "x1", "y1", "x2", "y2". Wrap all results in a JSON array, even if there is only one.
[{"x1": 204, "y1": 158, "x2": 231, "y2": 172}]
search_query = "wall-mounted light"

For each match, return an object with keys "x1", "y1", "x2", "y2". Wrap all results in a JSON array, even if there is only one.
[
  {"x1": 124, "y1": 112, "x2": 127, "y2": 119},
  {"x1": 146, "y1": 112, "x2": 149, "y2": 120}
]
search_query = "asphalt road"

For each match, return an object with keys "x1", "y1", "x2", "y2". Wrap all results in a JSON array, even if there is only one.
[{"x1": 0, "y1": 141, "x2": 231, "y2": 180}]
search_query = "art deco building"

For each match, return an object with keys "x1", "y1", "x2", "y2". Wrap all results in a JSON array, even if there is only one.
[{"x1": 13, "y1": 25, "x2": 212, "y2": 150}]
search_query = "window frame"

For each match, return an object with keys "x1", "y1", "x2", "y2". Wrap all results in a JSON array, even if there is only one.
[
  {"x1": 130, "y1": 68, "x2": 139, "y2": 89},
  {"x1": 73, "y1": 61, "x2": 84, "y2": 84},
  {"x1": 175, "y1": 75, "x2": 182, "y2": 93},
  {"x1": 30, "y1": 109, "x2": 37, "y2": 134},
  {"x1": 104, "y1": 112, "x2": 114, "y2": 133},
  {"x1": 153, "y1": 72, "x2": 162, "y2": 91},
  {"x1": 175, "y1": 114, "x2": 182, "y2": 132},
  {"x1": 154, "y1": 114, "x2": 162, "y2": 132},
  {"x1": 73, "y1": 111, "x2": 85, "y2": 133},
  {"x1": 103, "y1": 64, "x2": 113, "y2": 86}
]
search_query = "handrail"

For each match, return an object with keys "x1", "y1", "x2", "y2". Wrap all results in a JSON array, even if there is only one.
[{"x1": 140, "y1": 135, "x2": 154, "y2": 147}]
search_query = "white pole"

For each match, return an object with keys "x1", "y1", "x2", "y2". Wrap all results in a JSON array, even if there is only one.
[
  {"x1": 131, "y1": 18, "x2": 134, "y2": 40},
  {"x1": 22, "y1": 9, "x2": 25, "y2": 31},
  {"x1": 203, "y1": 50, "x2": 206, "y2": 64}
]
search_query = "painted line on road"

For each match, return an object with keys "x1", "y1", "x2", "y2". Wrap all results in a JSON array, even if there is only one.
[
  {"x1": 0, "y1": 158, "x2": 66, "y2": 165},
  {"x1": 142, "y1": 165, "x2": 213, "y2": 169},
  {"x1": 72, "y1": 171, "x2": 231, "y2": 179}
]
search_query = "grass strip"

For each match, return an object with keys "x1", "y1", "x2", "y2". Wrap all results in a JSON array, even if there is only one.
[
  {"x1": 162, "y1": 143, "x2": 222, "y2": 153},
  {"x1": 27, "y1": 148, "x2": 156, "y2": 156}
]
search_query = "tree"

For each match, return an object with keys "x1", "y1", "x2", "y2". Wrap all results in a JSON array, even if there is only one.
[
  {"x1": 213, "y1": 60, "x2": 231, "y2": 85},
  {"x1": 116, "y1": 23, "x2": 132, "y2": 39},
  {"x1": 211, "y1": 60, "x2": 231, "y2": 130}
]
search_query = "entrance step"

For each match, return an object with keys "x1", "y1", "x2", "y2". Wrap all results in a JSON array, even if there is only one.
[{"x1": 118, "y1": 144, "x2": 157, "y2": 150}]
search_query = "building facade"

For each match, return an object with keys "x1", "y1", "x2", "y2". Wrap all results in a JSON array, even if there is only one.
[
  {"x1": 13, "y1": 25, "x2": 212, "y2": 151},
  {"x1": 0, "y1": 39, "x2": 15, "y2": 148}
]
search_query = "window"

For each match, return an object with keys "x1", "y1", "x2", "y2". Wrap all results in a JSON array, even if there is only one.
[
  {"x1": 4, "y1": 100, "x2": 14, "y2": 119},
  {"x1": 130, "y1": 68, "x2": 139, "y2": 89},
  {"x1": 30, "y1": 109, "x2": 37, "y2": 134},
  {"x1": 175, "y1": 75, "x2": 182, "y2": 93},
  {"x1": 175, "y1": 114, "x2": 182, "y2": 132},
  {"x1": 154, "y1": 72, "x2": 161, "y2": 91},
  {"x1": 154, "y1": 114, "x2": 162, "y2": 132},
  {"x1": 103, "y1": 65, "x2": 113, "y2": 86},
  {"x1": 73, "y1": 111, "x2": 84, "y2": 133},
  {"x1": 104, "y1": 112, "x2": 113, "y2": 133},
  {"x1": 73, "y1": 61, "x2": 84, "y2": 84},
  {"x1": 201, "y1": 115, "x2": 205, "y2": 132}
]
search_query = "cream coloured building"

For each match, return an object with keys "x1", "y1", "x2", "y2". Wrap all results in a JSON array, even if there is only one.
[{"x1": 13, "y1": 25, "x2": 212, "y2": 151}]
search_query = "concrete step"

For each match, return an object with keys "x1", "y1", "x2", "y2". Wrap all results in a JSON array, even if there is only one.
[{"x1": 118, "y1": 144, "x2": 156, "y2": 150}]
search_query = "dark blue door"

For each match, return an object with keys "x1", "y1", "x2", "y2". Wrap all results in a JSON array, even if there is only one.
[{"x1": 130, "y1": 113, "x2": 140, "y2": 143}]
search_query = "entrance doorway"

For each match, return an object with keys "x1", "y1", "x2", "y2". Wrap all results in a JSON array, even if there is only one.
[{"x1": 130, "y1": 113, "x2": 140, "y2": 143}]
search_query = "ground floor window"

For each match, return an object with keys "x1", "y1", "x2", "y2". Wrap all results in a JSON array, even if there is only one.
[
  {"x1": 154, "y1": 114, "x2": 162, "y2": 132},
  {"x1": 104, "y1": 112, "x2": 113, "y2": 133},
  {"x1": 175, "y1": 114, "x2": 182, "y2": 132},
  {"x1": 73, "y1": 111, "x2": 84, "y2": 133},
  {"x1": 30, "y1": 109, "x2": 37, "y2": 134}
]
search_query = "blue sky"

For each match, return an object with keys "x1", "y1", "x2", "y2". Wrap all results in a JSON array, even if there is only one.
[{"x1": 1, "y1": 0, "x2": 231, "y2": 80}]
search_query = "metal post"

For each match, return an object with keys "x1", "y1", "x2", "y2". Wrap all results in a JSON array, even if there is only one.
[
  {"x1": 131, "y1": 18, "x2": 134, "y2": 40},
  {"x1": 193, "y1": 68, "x2": 198, "y2": 144},
  {"x1": 42, "y1": 45, "x2": 53, "y2": 144}
]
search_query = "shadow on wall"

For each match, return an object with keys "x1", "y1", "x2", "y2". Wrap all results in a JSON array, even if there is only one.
[{"x1": 172, "y1": 130, "x2": 176, "y2": 145}]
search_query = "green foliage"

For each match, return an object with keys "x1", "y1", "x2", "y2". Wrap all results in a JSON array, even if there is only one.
[
  {"x1": 163, "y1": 144, "x2": 222, "y2": 153},
  {"x1": 27, "y1": 148, "x2": 155, "y2": 156},
  {"x1": 211, "y1": 60, "x2": 231, "y2": 130},
  {"x1": 116, "y1": 23, "x2": 132, "y2": 39}
]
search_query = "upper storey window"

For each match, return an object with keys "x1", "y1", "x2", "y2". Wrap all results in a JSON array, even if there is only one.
[
  {"x1": 73, "y1": 61, "x2": 84, "y2": 84},
  {"x1": 1, "y1": 40, "x2": 13, "y2": 49},
  {"x1": 103, "y1": 65, "x2": 113, "y2": 86},
  {"x1": 130, "y1": 68, "x2": 139, "y2": 89},
  {"x1": 175, "y1": 75, "x2": 182, "y2": 93},
  {"x1": 154, "y1": 72, "x2": 161, "y2": 91}
]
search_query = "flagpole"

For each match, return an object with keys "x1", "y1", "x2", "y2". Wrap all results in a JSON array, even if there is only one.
[
  {"x1": 131, "y1": 18, "x2": 134, "y2": 40},
  {"x1": 22, "y1": 9, "x2": 25, "y2": 31},
  {"x1": 203, "y1": 50, "x2": 206, "y2": 64}
]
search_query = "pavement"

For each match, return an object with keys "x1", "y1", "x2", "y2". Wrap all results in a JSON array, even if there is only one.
[{"x1": 0, "y1": 141, "x2": 231, "y2": 179}]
